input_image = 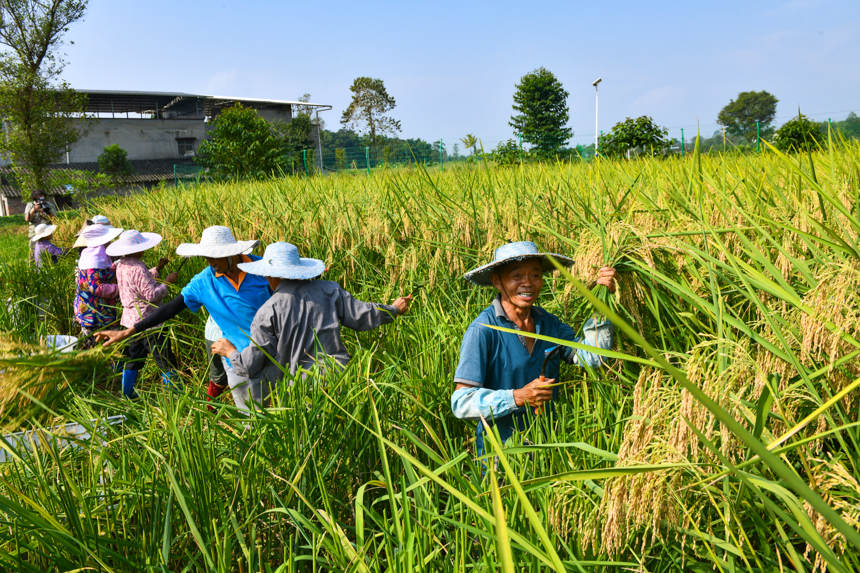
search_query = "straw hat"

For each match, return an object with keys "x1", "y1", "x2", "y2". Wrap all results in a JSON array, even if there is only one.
[
  {"x1": 463, "y1": 241, "x2": 574, "y2": 286},
  {"x1": 175, "y1": 226, "x2": 258, "y2": 259},
  {"x1": 73, "y1": 224, "x2": 123, "y2": 248},
  {"x1": 30, "y1": 223, "x2": 58, "y2": 243},
  {"x1": 237, "y1": 242, "x2": 325, "y2": 280},
  {"x1": 105, "y1": 230, "x2": 163, "y2": 257}
]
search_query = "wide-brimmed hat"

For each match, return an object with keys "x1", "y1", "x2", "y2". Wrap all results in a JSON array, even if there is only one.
[
  {"x1": 105, "y1": 230, "x2": 163, "y2": 257},
  {"x1": 30, "y1": 223, "x2": 58, "y2": 242},
  {"x1": 237, "y1": 242, "x2": 325, "y2": 280},
  {"x1": 464, "y1": 241, "x2": 574, "y2": 286},
  {"x1": 91, "y1": 214, "x2": 110, "y2": 225},
  {"x1": 175, "y1": 226, "x2": 258, "y2": 259},
  {"x1": 73, "y1": 224, "x2": 123, "y2": 248}
]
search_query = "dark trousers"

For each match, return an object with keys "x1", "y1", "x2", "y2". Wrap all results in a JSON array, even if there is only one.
[
  {"x1": 205, "y1": 338, "x2": 228, "y2": 387},
  {"x1": 124, "y1": 331, "x2": 176, "y2": 372}
]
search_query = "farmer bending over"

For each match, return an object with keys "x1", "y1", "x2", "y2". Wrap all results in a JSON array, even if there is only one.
[
  {"x1": 97, "y1": 226, "x2": 271, "y2": 413},
  {"x1": 451, "y1": 241, "x2": 616, "y2": 456},
  {"x1": 210, "y1": 242, "x2": 412, "y2": 387}
]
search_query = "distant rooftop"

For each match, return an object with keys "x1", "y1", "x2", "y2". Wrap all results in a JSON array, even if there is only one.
[{"x1": 76, "y1": 89, "x2": 331, "y2": 118}]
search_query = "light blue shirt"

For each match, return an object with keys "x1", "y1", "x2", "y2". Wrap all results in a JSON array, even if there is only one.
[
  {"x1": 180, "y1": 256, "x2": 271, "y2": 354},
  {"x1": 451, "y1": 295, "x2": 613, "y2": 455}
]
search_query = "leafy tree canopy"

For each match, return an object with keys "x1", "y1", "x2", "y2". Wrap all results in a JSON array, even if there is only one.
[
  {"x1": 509, "y1": 67, "x2": 572, "y2": 157},
  {"x1": 97, "y1": 144, "x2": 133, "y2": 176},
  {"x1": 196, "y1": 103, "x2": 284, "y2": 179},
  {"x1": 774, "y1": 113, "x2": 823, "y2": 153},
  {"x1": 0, "y1": 0, "x2": 88, "y2": 192},
  {"x1": 340, "y1": 77, "x2": 401, "y2": 146},
  {"x1": 717, "y1": 90, "x2": 778, "y2": 142},
  {"x1": 599, "y1": 116, "x2": 669, "y2": 158}
]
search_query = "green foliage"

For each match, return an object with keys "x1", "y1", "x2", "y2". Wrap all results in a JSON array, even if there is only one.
[
  {"x1": 492, "y1": 138, "x2": 526, "y2": 165},
  {"x1": 340, "y1": 77, "x2": 401, "y2": 146},
  {"x1": 97, "y1": 144, "x2": 133, "y2": 176},
  {"x1": 0, "y1": 0, "x2": 88, "y2": 192},
  {"x1": 461, "y1": 133, "x2": 479, "y2": 156},
  {"x1": 510, "y1": 67, "x2": 571, "y2": 157},
  {"x1": 774, "y1": 112, "x2": 824, "y2": 153},
  {"x1": 196, "y1": 103, "x2": 285, "y2": 179},
  {"x1": 599, "y1": 116, "x2": 669, "y2": 158},
  {"x1": 717, "y1": 90, "x2": 779, "y2": 142},
  {"x1": 3, "y1": 144, "x2": 860, "y2": 570}
]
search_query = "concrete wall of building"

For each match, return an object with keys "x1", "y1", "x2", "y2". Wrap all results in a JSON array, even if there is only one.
[{"x1": 68, "y1": 118, "x2": 208, "y2": 163}]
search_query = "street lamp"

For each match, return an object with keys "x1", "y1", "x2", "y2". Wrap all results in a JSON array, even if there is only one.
[{"x1": 592, "y1": 77, "x2": 602, "y2": 153}]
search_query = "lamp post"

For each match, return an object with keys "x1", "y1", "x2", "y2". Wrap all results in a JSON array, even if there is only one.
[{"x1": 592, "y1": 77, "x2": 602, "y2": 154}]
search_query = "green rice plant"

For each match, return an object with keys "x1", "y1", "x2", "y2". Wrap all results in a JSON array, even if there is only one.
[{"x1": 0, "y1": 141, "x2": 859, "y2": 570}]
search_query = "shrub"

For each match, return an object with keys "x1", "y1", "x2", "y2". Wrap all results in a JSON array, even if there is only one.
[
  {"x1": 774, "y1": 113, "x2": 824, "y2": 153},
  {"x1": 97, "y1": 144, "x2": 133, "y2": 176}
]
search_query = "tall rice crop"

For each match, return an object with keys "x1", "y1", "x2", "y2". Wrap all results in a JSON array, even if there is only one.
[{"x1": 0, "y1": 142, "x2": 858, "y2": 570}]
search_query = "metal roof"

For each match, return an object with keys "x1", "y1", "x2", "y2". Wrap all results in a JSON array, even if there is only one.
[{"x1": 76, "y1": 89, "x2": 329, "y2": 113}]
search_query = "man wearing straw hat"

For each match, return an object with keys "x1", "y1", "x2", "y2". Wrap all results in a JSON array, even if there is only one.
[
  {"x1": 97, "y1": 226, "x2": 271, "y2": 412},
  {"x1": 210, "y1": 242, "x2": 412, "y2": 384},
  {"x1": 451, "y1": 241, "x2": 616, "y2": 457}
]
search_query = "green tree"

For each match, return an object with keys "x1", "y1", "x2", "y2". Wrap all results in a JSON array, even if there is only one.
[
  {"x1": 340, "y1": 77, "x2": 401, "y2": 147},
  {"x1": 0, "y1": 0, "x2": 88, "y2": 193},
  {"x1": 509, "y1": 67, "x2": 571, "y2": 157},
  {"x1": 717, "y1": 90, "x2": 778, "y2": 143},
  {"x1": 774, "y1": 112, "x2": 824, "y2": 153},
  {"x1": 97, "y1": 144, "x2": 132, "y2": 177},
  {"x1": 196, "y1": 103, "x2": 284, "y2": 179},
  {"x1": 461, "y1": 133, "x2": 479, "y2": 156},
  {"x1": 599, "y1": 116, "x2": 669, "y2": 158}
]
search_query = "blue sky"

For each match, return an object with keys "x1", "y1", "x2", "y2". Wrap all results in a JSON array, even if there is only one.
[{"x1": 61, "y1": 0, "x2": 859, "y2": 149}]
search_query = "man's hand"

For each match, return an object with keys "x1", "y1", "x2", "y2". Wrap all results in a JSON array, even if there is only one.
[
  {"x1": 596, "y1": 266, "x2": 617, "y2": 293},
  {"x1": 164, "y1": 272, "x2": 178, "y2": 284},
  {"x1": 210, "y1": 338, "x2": 236, "y2": 358},
  {"x1": 391, "y1": 294, "x2": 413, "y2": 315},
  {"x1": 513, "y1": 377, "x2": 555, "y2": 408},
  {"x1": 95, "y1": 327, "x2": 135, "y2": 347},
  {"x1": 156, "y1": 257, "x2": 169, "y2": 272}
]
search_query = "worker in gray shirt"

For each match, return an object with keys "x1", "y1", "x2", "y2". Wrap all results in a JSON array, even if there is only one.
[{"x1": 210, "y1": 242, "x2": 412, "y2": 395}]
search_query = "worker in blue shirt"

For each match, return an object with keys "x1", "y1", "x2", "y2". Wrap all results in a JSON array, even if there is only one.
[
  {"x1": 97, "y1": 226, "x2": 271, "y2": 412},
  {"x1": 451, "y1": 241, "x2": 616, "y2": 457}
]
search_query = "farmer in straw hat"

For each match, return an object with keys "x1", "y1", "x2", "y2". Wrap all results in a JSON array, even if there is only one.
[
  {"x1": 451, "y1": 241, "x2": 617, "y2": 457},
  {"x1": 73, "y1": 223, "x2": 124, "y2": 347},
  {"x1": 210, "y1": 242, "x2": 413, "y2": 386},
  {"x1": 97, "y1": 226, "x2": 272, "y2": 413},
  {"x1": 106, "y1": 229, "x2": 179, "y2": 398}
]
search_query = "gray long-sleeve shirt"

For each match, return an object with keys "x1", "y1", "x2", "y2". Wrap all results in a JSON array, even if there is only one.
[{"x1": 227, "y1": 279, "x2": 399, "y2": 381}]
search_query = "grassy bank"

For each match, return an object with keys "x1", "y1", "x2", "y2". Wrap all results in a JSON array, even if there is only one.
[{"x1": 1, "y1": 143, "x2": 859, "y2": 571}]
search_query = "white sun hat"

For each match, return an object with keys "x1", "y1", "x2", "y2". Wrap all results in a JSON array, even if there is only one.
[
  {"x1": 237, "y1": 242, "x2": 325, "y2": 280},
  {"x1": 464, "y1": 241, "x2": 574, "y2": 286},
  {"x1": 105, "y1": 230, "x2": 163, "y2": 257},
  {"x1": 73, "y1": 224, "x2": 123, "y2": 248},
  {"x1": 30, "y1": 223, "x2": 58, "y2": 243},
  {"x1": 175, "y1": 225, "x2": 259, "y2": 259},
  {"x1": 91, "y1": 214, "x2": 111, "y2": 225}
]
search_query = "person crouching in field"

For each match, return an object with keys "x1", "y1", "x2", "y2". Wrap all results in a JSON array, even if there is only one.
[
  {"x1": 450, "y1": 241, "x2": 617, "y2": 458},
  {"x1": 210, "y1": 242, "x2": 412, "y2": 397},
  {"x1": 30, "y1": 223, "x2": 65, "y2": 268},
  {"x1": 73, "y1": 224, "x2": 123, "y2": 348},
  {"x1": 106, "y1": 230, "x2": 178, "y2": 398}
]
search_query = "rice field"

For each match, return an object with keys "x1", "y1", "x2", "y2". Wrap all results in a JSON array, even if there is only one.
[{"x1": 1, "y1": 139, "x2": 859, "y2": 571}]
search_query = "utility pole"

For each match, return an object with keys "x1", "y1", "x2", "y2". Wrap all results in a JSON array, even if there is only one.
[{"x1": 592, "y1": 77, "x2": 602, "y2": 154}]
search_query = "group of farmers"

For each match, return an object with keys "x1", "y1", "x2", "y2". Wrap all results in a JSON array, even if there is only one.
[{"x1": 24, "y1": 191, "x2": 617, "y2": 456}]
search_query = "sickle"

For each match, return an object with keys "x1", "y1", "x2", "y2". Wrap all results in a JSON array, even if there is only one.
[{"x1": 535, "y1": 345, "x2": 562, "y2": 415}]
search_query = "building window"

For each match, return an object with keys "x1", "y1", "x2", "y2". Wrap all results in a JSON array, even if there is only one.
[{"x1": 177, "y1": 137, "x2": 196, "y2": 157}]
